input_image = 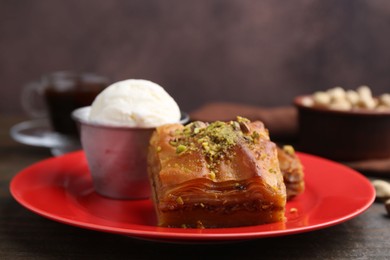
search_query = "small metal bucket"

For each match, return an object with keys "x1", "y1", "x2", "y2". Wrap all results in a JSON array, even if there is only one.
[{"x1": 72, "y1": 106, "x2": 189, "y2": 199}]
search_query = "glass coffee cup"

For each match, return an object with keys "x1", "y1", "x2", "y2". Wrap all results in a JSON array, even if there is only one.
[{"x1": 22, "y1": 71, "x2": 110, "y2": 136}]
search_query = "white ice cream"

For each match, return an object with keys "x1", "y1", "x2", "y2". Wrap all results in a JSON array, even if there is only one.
[{"x1": 89, "y1": 79, "x2": 181, "y2": 127}]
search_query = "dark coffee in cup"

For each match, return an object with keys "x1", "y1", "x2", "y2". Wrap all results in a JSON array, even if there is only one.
[{"x1": 43, "y1": 72, "x2": 109, "y2": 136}]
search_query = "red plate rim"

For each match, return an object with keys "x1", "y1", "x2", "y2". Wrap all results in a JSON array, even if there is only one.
[{"x1": 10, "y1": 151, "x2": 375, "y2": 242}]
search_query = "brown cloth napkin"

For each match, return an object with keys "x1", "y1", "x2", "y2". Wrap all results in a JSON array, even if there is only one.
[{"x1": 190, "y1": 102, "x2": 390, "y2": 176}]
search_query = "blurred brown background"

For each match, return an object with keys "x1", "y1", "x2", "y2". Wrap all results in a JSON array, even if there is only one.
[{"x1": 1, "y1": 0, "x2": 390, "y2": 115}]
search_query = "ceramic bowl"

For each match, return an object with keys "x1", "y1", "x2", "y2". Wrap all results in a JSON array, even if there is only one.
[{"x1": 294, "y1": 95, "x2": 390, "y2": 162}]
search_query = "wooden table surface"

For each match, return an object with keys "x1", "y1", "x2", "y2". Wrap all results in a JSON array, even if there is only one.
[{"x1": 1, "y1": 115, "x2": 389, "y2": 260}]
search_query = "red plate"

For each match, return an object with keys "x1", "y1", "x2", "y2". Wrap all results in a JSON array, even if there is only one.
[{"x1": 10, "y1": 151, "x2": 375, "y2": 242}]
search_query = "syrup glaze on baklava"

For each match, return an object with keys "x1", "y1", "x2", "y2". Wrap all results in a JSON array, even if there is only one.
[
  {"x1": 277, "y1": 145, "x2": 305, "y2": 200},
  {"x1": 147, "y1": 117, "x2": 287, "y2": 228}
]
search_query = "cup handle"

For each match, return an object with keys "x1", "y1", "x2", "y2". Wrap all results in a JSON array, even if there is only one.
[{"x1": 21, "y1": 81, "x2": 47, "y2": 118}]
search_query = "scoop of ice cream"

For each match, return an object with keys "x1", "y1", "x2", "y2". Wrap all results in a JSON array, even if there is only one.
[{"x1": 89, "y1": 79, "x2": 181, "y2": 127}]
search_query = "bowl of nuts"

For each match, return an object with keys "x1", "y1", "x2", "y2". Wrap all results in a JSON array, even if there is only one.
[{"x1": 294, "y1": 86, "x2": 390, "y2": 162}]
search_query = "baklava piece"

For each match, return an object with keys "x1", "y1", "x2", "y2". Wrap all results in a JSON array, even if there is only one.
[
  {"x1": 277, "y1": 145, "x2": 305, "y2": 200},
  {"x1": 147, "y1": 117, "x2": 287, "y2": 228}
]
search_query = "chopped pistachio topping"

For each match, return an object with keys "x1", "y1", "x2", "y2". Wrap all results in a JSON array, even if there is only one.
[
  {"x1": 237, "y1": 116, "x2": 250, "y2": 123},
  {"x1": 176, "y1": 144, "x2": 187, "y2": 154},
  {"x1": 168, "y1": 117, "x2": 264, "y2": 172},
  {"x1": 283, "y1": 145, "x2": 295, "y2": 155},
  {"x1": 209, "y1": 171, "x2": 216, "y2": 181},
  {"x1": 239, "y1": 121, "x2": 250, "y2": 133},
  {"x1": 268, "y1": 168, "x2": 277, "y2": 174},
  {"x1": 251, "y1": 131, "x2": 260, "y2": 141}
]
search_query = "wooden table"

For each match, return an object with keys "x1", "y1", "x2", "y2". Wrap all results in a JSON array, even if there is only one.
[{"x1": 1, "y1": 115, "x2": 389, "y2": 259}]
